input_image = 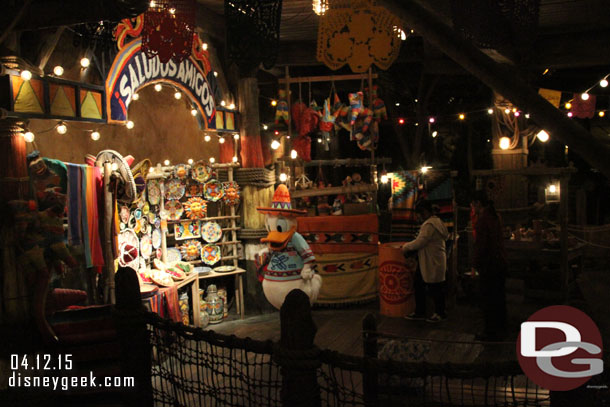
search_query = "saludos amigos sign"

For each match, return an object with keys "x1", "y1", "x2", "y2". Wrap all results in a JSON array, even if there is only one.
[{"x1": 106, "y1": 16, "x2": 218, "y2": 127}]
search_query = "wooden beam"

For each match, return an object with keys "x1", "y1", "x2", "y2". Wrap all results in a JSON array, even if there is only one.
[
  {"x1": 377, "y1": 0, "x2": 610, "y2": 180},
  {"x1": 279, "y1": 73, "x2": 378, "y2": 84},
  {"x1": 37, "y1": 26, "x2": 65, "y2": 70}
]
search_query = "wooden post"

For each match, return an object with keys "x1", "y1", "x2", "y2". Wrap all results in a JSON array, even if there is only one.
[
  {"x1": 160, "y1": 180, "x2": 167, "y2": 263},
  {"x1": 103, "y1": 162, "x2": 115, "y2": 305},
  {"x1": 362, "y1": 313, "x2": 378, "y2": 407},
  {"x1": 238, "y1": 77, "x2": 264, "y2": 168},
  {"x1": 559, "y1": 175, "x2": 569, "y2": 299},
  {"x1": 278, "y1": 289, "x2": 321, "y2": 407}
]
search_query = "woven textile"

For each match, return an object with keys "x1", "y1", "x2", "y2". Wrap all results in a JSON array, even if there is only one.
[{"x1": 297, "y1": 214, "x2": 379, "y2": 254}]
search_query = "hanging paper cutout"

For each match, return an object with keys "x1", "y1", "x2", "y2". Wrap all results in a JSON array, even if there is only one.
[
  {"x1": 317, "y1": 0, "x2": 402, "y2": 72},
  {"x1": 538, "y1": 88, "x2": 561, "y2": 108},
  {"x1": 572, "y1": 93, "x2": 596, "y2": 119}
]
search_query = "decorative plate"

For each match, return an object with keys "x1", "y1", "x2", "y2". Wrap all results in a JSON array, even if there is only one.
[
  {"x1": 147, "y1": 211, "x2": 156, "y2": 224},
  {"x1": 201, "y1": 221, "x2": 222, "y2": 243},
  {"x1": 204, "y1": 180, "x2": 224, "y2": 202},
  {"x1": 142, "y1": 203, "x2": 150, "y2": 216},
  {"x1": 154, "y1": 217, "x2": 161, "y2": 229},
  {"x1": 133, "y1": 208, "x2": 142, "y2": 221},
  {"x1": 165, "y1": 200, "x2": 184, "y2": 221},
  {"x1": 174, "y1": 164, "x2": 188, "y2": 179},
  {"x1": 180, "y1": 239, "x2": 202, "y2": 261},
  {"x1": 214, "y1": 265, "x2": 236, "y2": 273},
  {"x1": 150, "y1": 270, "x2": 174, "y2": 287},
  {"x1": 140, "y1": 234, "x2": 153, "y2": 258},
  {"x1": 147, "y1": 179, "x2": 161, "y2": 205},
  {"x1": 120, "y1": 206, "x2": 130, "y2": 224},
  {"x1": 174, "y1": 220, "x2": 201, "y2": 240},
  {"x1": 191, "y1": 161, "x2": 212, "y2": 183},
  {"x1": 222, "y1": 181, "x2": 240, "y2": 206},
  {"x1": 184, "y1": 197, "x2": 207, "y2": 220},
  {"x1": 185, "y1": 180, "x2": 202, "y2": 197},
  {"x1": 201, "y1": 244, "x2": 221, "y2": 265},
  {"x1": 152, "y1": 228, "x2": 162, "y2": 249},
  {"x1": 165, "y1": 178, "x2": 185, "y2": 200},
  {"x1": 167, "y1": 247, "x2": 182, "y2": 263},
  {"x1": 118, "y1": 229, "x2": 139, "y2": 271}
]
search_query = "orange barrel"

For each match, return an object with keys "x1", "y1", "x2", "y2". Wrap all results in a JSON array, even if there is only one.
[{"x1": 378, "y1": 242, "x2": 416, "y2": 317}]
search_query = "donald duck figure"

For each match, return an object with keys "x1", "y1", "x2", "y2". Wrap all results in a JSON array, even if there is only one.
[{"x1": 256, "y1": 184, "x2": 322, "y2": 309}]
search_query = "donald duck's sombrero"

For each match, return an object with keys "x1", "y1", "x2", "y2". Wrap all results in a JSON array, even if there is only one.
[{"x1": 257, "y1": 184, "x2": 306, "y2": 216}]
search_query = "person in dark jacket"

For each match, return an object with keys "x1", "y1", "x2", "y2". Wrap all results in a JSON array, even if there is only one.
[{"x1": 471, "y1": 191, "x2": 507, "y2": 341}]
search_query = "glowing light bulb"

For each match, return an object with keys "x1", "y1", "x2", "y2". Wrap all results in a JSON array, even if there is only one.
[
  {"x1": 567, "y1": 112, "x2": 573, "y2": 117},
  {"x1": 149, "y1": 1, "x2": 155, "y2": 7},
  {"x1": 204, "y1": 135, "x2": 211, "y2": 142},
  {"x1": 317, "y1": 138, "x2": 322, "y2": 143},
  {"x1": 512, "y1": 108, "x2": 517, "y2": 113},
  {"x1": 432, "y1": 131, "x2": 438, "y2": 138},
  {"x1": 499, "y1": 136, "x2": 511, "y2": 150},
  {"x1": 154, "y1": 83, "x2": 162, "y2": 92},
  {"x1": 126, "y1": 120, "x2": 134, "y2": 129},
  {"x1": 228, "y1": 103, "x2": 235, "y2": 109},
  {"x1": 525, "y1": 113, "x2": 530, "y2": 119},
  {"x1": 263, "y1": 124, "x2": 268, "y2": 130},
  {"x1": 380, "y1": 174, "x2": 389, "y2": 184},
  {"x1": 202, "y1": 43, "x2": 208, "y2": 51},
  {"x1": 420, "y1": 166, "x2": 430, "y2": 174},
  {"x1": 549, "y1": 184, "x2": 557, "y2": 193},
  {"x1": 271, "y1": 100, "x2": 277, "y2": 107},
  {"x1": 232, "y1": 156, "x2": 238, "y2": 162},
  {"x1": 599, "y1": 111, "x2": 605, "y2": 117},
  {"x1": 271, "y1": 140, "x2": 280, "y2": 150},
  {"x1": 191, "y1": 108, "x2": 198, "y2": 116},
  {"x1": 209, "y1": 157, "x2": 215, "y2": 163},
  {"x1": 487, "y1": 108, "x2": 494, "y2": 114},
  {"x1": 581, "y1": 93, "x2": 590, "y2": 101},
  {"x1": 565, "y1": 102, "x2": 572, "y2": 110},
  {"x1": 601, "y1": 79, "x2": 609, "y2": 88},
  {"x1": 233, "y1": 133, "x2": 239, "y2": 140},
  {"x1": 279, "y1": 173, "x2": 287, "y2": 182},
  {"x1": 219, "y1": 137, "x2": 225, "y2": 144},
  {"x1": 23, "y1": 131, "x2": 35, "y2": 142},
  {"x1": 56, "y1": 122, "x2": 67, "y2": 134},
  {"x1": 398, "y1": 118, "x2": 405, "y2": 125},
  {"x1": 536, "y1": 130, "x2": 549, "y2": 142},
  {"x1": 91, "y1": 131, "x2": 100, "y2": 141},
  {"x1": 459, "y1": 113, "x2": 465, "y2": 120},
  {"x1": 20, "y1": 70, "x2": 32, "y2": 81},
  {"x1": 188, "y1": 158, "x2": 193, "y2": 164},
  {"x1": 169, "y1": 8, "x2": 175, "y2": 14},
  {"x1": 164, "y1": 160, "x2": 170, "y2": 165},
  {"x1": 53, "y1": 66, "x2": 64, "y2": 76},
  {"x1": 428, "y1": 117, "x2": 435, "y2": 123},
  {"x1": 213, "y1": 71, "x2": 218, "y2": 77},
  {"x1": 174, "y1": 91, "x2": 181, "y2": 99},
  {"x1": 220, "y1": 100, "x2": 226, "y2": 107},
  {"x1": 514, "y1": 111, "x2": 520, "y2": 117},
  {"x1": 132, "y1": 93, "x2": 139, "y2": 100},
  {"x1": 80, "y1": 57, "x2": 90, "y2": 68},
  {"x1": 290, "y1": 149, "x2": 297, "y2": 159}
]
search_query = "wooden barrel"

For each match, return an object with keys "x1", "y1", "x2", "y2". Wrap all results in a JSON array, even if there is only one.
[{"x1": 378, "y1": 242, "x2": 415, "y2": 317}]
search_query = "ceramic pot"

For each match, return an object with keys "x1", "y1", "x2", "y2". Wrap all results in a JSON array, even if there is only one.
[
  {"x1": 217, "y1": 287, "x2": 228, "y2": 318},
  {"x1": 179, "y1": 292, "x2": 190, "y2": 326},
  {"x1": 199, "y1": 289, "x2": 210, "y2": 328},
  {"x1": 205, "y1": 284, "x2": 224, "y2": 324}
]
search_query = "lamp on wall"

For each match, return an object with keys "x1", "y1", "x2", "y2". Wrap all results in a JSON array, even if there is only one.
[{"x1": 545, "y1": 182, "x2": 560, "y2": 203}]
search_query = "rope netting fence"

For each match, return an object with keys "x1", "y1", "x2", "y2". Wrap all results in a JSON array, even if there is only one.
[{"x1": 145, "y1": 314, "x2": 550, "y2": 407}]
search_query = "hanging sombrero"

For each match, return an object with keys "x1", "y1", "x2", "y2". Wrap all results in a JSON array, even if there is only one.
[{"x1": 256, "y1": 184, "x2": 306, "y2": 216}]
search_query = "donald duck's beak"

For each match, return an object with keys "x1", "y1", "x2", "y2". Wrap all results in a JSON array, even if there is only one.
[{"x1": 261, "y1": 226, "x2": 296, "y2": 251}]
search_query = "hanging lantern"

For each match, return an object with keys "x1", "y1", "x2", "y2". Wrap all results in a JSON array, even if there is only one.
[{"x1": 142, "y1": 0, "x2": 196, "y2": 63}]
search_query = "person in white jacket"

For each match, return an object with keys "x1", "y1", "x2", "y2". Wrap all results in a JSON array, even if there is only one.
[{"x1": 401, "y1": 200, "x2": 450, "y2": 322}]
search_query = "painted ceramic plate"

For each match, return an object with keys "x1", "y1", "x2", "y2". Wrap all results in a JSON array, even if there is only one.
[
  {"x1": 118, "y1": 229, "x2": 139, "y2": 271},
  {"x1": 191, "y1": 161, "x2": 212, "y2": 183},
  {"x1": 185, "y1": 180, "x2": 202, "y2": 197},
  {"x1": 152, "y1": 228, "x2": 162, "y2": 249},
  {"x1": 222, "y1": 181, "x2": 240, "y2": 206},
  {"x1": 201, "y1": 244, "x2": 221, "y2": 265},
  {"x1": 214, "y1": 265, "x2": 236, "y2": 273},
  {"x1": 147, "y1": 211, "x2": 156, "y2": 224},
  {"x1": 180, "y1": 239, "x2": 202, "y2": 261},
  {"x1": 165, "y1": 178, "x2": 185, "y2": 200},
  {"x1": 120, "y1": 206, "x2": 130, "y2": 224},
  {"x1": 201, "y1": 221, "x2": 222, "y2": 243},
  {"x1": 140, "y1": 234, "x2": 153, "y2": 258},
  {"x1": 174, "y1": 220, "x2": 201, "y2": 240},
  {"x1": 184, "y1": 197, "x2": 207, "y2": 220},
  {"x1": 167, "y1": 247, "x2": 182, "y2": 263},
  {"x1": 165, "y1": 200, "x2": 183, "y2": 221},
  {"x1": 174, "y1": 164, "x2": 189, "y2": 179},
  {"x1": 204, "y1": 180, "x2": 224, "y2": 202},
  {"x1": 147, "y1": 179, "x2": 161, "y2": 205}
]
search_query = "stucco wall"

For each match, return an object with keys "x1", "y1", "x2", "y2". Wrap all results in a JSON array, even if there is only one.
[{"x1": 29, "y1": 84, "x2": 221, "y2": 166}]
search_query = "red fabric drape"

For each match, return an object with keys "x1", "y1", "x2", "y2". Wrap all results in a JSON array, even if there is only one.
[
  {"x1": 240, "y1": 133, "x2": 265, "y2": 168},
  {"x1": 219, "y1": 136, "x2": 235, "y2": 163}
]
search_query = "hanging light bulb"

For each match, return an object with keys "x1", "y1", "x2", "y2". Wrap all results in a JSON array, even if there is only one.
[
  {"x1": 565, "y1": 102, "x2": 572, "y2": 110},
  {"x1": 262, "y1": 124, "x2": 268, "y2": 130},
  {"x1": 80, "y1": 57, "x2": 90, "y2": 68},
  {"x1": 536, "y1": 130, "x2": 550, "y2": 142},
  {"x1": 154, "y1": 83, "x2": 162, "y2": 92},
  {"x1": 428, "y1": 117, "x2": 435, "y2": 124},
  {"x1": 525, "y1": 113, "x2": 531, "y2": 119},
  {"x1": 164, "y1": 159, "x2": 170, "y2": 165},
  {"x1": 149, "y1": 0, "x2": 155, "y2": 7},
  {"x1": 174, "y1": 91, "x2": 182, "y2": 99},
  {"x1": 567, "y1": 112, "x2": 573, "y2": 117},
  {"x1": 279, "y1": 173, "x2": 288, "y2": 182},
  {"x1": 271, "y1": 140, "x2": 281, "y2": 150},
  {"x1": 202, "y1": 43, "x2": 208, "y2": 51},
  {"x1": 317, "y1": 138, "x2": 322, "y2": 143},
  {"x1": 232, "y1": 156, "x2": 238, "y2": 163},
  {"x1": 169, "y1": 8, "x2": 175, "y2": 14},
  {"x1": 487, "y1": 108, "x2": 494, "y2": 114},
  {"x1": 459, "y1": 113, "x2": 465, "y2": 120},
  {"x1": 209, "y1": 157, "x2": 215, "y2": 163},
  {"x1": 191, "y1": 108, "x2": 197, "y2": 116},
  {"x1": 132, "y1": 93, "x2": 139, "y2": 101},
  {"x1": 56, "y1": 122, "x2": 67, "y2": 134},
  {"x1": 20, "y1": 70, "x2": 32, "y2": 81},
  {"x1": 290, "y1": 149, "x2": 298, "y2": 159},
  {"x1": 499, "y1": 136, "x2": 511, "y2": 150},
  {"x1": 599, "y1": 111, "x2": 605, "y2": 117},
  {"x1": 23, "y1": 131, "x2": 35, "y2": 142},
  {"x1": 53, "y1": 66, "x2": 64, "y2": 76},
  {"x1": 91, "y1": 131, "x2": 100, "y2": 141},
  {"x1": 220, "y1": 100, "x2": 226, "y2": 107},
  {"x1": 420, "y1": 166, "x2": 431, "y2": 174},
  {"x1": 601, "y1": 78, "x2": 609, "y2": 88},
  {"x1": 312, "y1": 0, "x2": 328, "y2": 16},
  {"x1": 581, "y1": 92, "x2": 590, "y2": 101},
  {"x1": 395, "y1": 102, "x2": 400, "y2": 107},
  {"x1": 380, "y1": 174, "x2": 389, "y2": 184},
  {"x1": 514, "y1": 111, "x2": 520, "y2": 117},
  {"x1": 398, "y1": 118, "x2": 405, "y2": 125},
  {"x1": 228, "y1": 103, "x2": 235, "y2": 110},
  {"x1": 512, "y1": 108, "x2": 518, "y2": 113},
  {"x1": 188, "y1": 158, "x2": 193, "y2": 164},
  {"x1": 233, "y1": 133, "x2": 239, "y2": 140},
  {"x1": 219, "y1": 136, "x2": 225, "y2": 144},
  {"x1": 126, "y1": 120, "x2": 134, "y2": 129},
  {"x1": 432, "y1": 131, "x2": 438, "y2": 138},
  {"x1": 504, "y1": 108, "x2": 510, "y2": 114},
  {"x1": 204, "y1": 134, "x2": 211, "y2": 142},
  {"x1": 271, "y1": 100, "x2": 277, "y2": 107},
  {"x1": 213, "y1": 71, "x2": 218, "y2": 77}
]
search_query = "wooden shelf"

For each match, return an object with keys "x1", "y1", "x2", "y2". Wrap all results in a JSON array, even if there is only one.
[{"x1": 198, "y1": 267, "x2": 246, "y2": 279}]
